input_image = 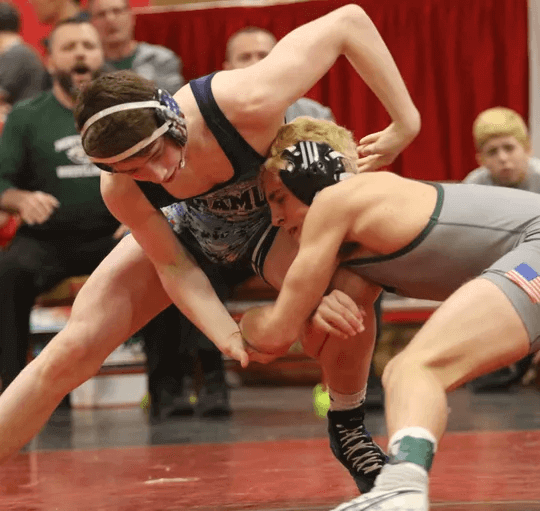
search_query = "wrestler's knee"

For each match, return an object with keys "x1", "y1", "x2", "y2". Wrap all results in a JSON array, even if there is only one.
[
  {"x1": 382, "y1": 346, "x2": 460, "y2": 392},
  {"x1": 39, "y1": 320, "x2": 108, "y2": 390},
  {"x1": 381, "y1": 350, "x2": 426, "y2": 392}
]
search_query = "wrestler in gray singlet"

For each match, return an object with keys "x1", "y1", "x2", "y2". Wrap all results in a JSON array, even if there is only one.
[{"x1": 341, "y1": 182, "x2": 540, "y2": 350}]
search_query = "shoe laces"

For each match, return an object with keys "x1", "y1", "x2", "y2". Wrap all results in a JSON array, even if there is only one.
[{"x1": 336, "y1": 421, "x2": 385, "y2": 475}]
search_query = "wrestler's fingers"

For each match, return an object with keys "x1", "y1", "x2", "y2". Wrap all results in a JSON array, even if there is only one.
[
  {"x1": 227, "y1": 338, "x2": 249, "y2": 368},
  {"x1": 320, "y1": 307, "x2": 361, "y2": 335},
  {"x1": 356, "y1": 154, "x2": 384, "y2": 172},
  {"x1": 332, "y1": 291, "x2": 363, "y2": 317},
  {"x1": 312, "y1": 312, "x2": 352, "y2": 338},
  {"x1": 358, "y1": 130, "x2": 383, "y2": 146},
  {"x1": 318, "y1": 296, "x2": 364, "y2": 334},
  {"x1": 235, "y1": 348, "x2": 249, "y2": 368}
]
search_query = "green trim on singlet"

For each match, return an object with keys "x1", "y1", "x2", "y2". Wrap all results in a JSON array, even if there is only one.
[{"x1": 342, "y1": 181, "x2": 444, "y2": 267}]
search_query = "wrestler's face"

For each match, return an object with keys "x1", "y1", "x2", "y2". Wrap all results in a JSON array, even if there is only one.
[
  {"x1": 111, "y1": 136, "x2": 184, "y2": 184},
  {"x1": 476, "y1": 135, "x2": 531, "y2": 187},
  {"x1": 263, "y1": 171, "x2": 308, "y2": 242}
]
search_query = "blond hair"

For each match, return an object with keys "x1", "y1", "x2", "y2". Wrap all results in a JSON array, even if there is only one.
[
  {"x1": 263, "y1": 117, "x2": 358, "y2": 177},
  {"x1": 473, "y1": 107, "x2": 529, "y2": 151}
]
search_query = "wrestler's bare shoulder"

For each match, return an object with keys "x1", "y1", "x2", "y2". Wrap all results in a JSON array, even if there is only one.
[
  {"x1": 324, "y1": 171, "x2": 434, "y2": 204},
  {"x1": 314, "y1": 171, "x2": 438, "y2": 248},
  {"x1": 315, "y1": 172, "x2": 408, "y2": 205}
]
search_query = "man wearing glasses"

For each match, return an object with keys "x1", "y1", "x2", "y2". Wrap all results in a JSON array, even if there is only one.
[{"x1": 89, "y1": 0, "x2": 184, "y2": 93}]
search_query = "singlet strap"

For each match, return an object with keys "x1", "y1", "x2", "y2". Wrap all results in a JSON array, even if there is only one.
[
  {"x1": 136, "y1": 180, "x2": 179, "y2": 209},
  {"x1": 189, "y1": 72, "x2": 266, "y2": 181}
]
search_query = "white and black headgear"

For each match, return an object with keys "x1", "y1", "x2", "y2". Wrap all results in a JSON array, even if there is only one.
[
  {"x1": 81, "y1": 88, "x2": 187, "y2": 173},
  {"x1": 279, "y1": 141, "x2": 347, "y2": 205}
]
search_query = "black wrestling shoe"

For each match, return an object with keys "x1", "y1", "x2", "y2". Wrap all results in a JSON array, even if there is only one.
[{"x1": 328, "y1": 403, "x2": 388, "y2": 493}]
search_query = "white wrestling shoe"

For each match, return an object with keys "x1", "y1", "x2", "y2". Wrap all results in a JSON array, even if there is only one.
[{"x1": 330, "y1": 462, "x2": 429, "y2": 511}]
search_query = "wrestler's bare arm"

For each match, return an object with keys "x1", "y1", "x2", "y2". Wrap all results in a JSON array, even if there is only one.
[
  {"x1": 100, "y1": 173, "x2": 249, "y2": 366},
  {"x1": 217, "y1": 5, "x2": 419, "y2": 142},
  {"x1": 241, "y1": 189, "x2": 356, "y2": 351}
]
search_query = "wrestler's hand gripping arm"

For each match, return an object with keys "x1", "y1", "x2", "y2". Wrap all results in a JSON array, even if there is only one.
[{"x1": 240, "y1": 189, "x2": 362, "y2": 354}]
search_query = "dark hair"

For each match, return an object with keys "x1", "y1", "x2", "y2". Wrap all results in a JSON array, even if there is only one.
[
  {"x1": 74, "y1": 70, "x2": 158, "y2": 159},
  {"x1": 0, "y1": 2, "x2": 20, "y2": 33}
]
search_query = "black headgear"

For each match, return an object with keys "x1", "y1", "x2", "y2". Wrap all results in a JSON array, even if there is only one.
[{"x1": 279, "y1": 141, "x2": 346, "y2": 205}]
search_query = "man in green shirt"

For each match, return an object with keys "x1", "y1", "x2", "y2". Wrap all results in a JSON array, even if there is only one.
[{"x1": 0, "y1": 18, "x2": 120, "y2": 391}]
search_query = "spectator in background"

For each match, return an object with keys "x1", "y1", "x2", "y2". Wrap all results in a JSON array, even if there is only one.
[
  {"x1": 464, "y1": 107, "x2": 540, "y2": 189},
  {"x1": 89, "y1": 0, "x2": 184, "y2": 93},
  {"x1": 26, "y1": 0, "x2": 90, "y2": 93},
  {"x1": 0, "y1": 18, "x2": 120, "y2": 392},
  {"x1": 463, "y1": 106, "x2": 536, "y2": 392},
  {"x1": 224, "y1": 26, "x2": 334, "y2": 123},
  {"x1": 0, "y1": 2, "x2": 47, "y2": 117}
]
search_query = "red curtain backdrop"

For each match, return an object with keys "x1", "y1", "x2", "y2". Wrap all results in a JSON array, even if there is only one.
[{"x1": 134, "y1": 0, "x2": 528, "y2": 181}]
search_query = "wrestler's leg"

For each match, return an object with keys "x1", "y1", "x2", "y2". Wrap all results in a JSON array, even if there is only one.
[
  {"x1": 0, "y1": 235, "x2": 172, "y2": 463},
  {"x1": 331, "y1": 278, "x2": 530, "y2": 511},
  {"x1": 384, "y1": 277, "x2": 529, "y2": 442}
]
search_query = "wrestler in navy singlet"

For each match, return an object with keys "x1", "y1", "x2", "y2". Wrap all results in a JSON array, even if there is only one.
[{"x1": 136, "y1": 73, "x2": 276, "y2": 271}]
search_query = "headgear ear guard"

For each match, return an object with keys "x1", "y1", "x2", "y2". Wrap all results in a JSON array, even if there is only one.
[
  {"x1": 80, "y1": 88, "x2": 187, "y2": 173},
  {"x1": 279, "y1": 141, "x2": 346, "y2": 205}
]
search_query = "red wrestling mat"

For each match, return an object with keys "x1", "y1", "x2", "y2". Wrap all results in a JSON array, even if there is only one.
[{"x1": 1, "y1": 430, "x2": 540, "y2": 510}]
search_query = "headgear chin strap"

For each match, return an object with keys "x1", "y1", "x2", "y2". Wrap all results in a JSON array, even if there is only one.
[
  {"x1": 81, "y1": 89, "x2": 187, "y2": 172},
  {"x1": 279, "y1": 141, "x2": 347, "y2": 205}
]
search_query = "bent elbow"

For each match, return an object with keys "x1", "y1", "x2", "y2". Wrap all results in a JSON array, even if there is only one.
[{"x1": 337, "y1": 4, "x2": 370, "y2": 29}]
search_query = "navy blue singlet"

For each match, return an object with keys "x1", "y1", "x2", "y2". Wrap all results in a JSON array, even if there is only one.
[{"x1": 137, "y1": 73, "x2": 273, "y2": 266}]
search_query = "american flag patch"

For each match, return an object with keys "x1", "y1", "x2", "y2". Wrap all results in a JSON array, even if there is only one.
[{"x1": 505, "y1": 263, "x2": 540, "y2": 303}]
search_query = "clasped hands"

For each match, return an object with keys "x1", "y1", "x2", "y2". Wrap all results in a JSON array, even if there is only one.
[{"x1": 240, "y1": 290, "x2": 366, "y2": 365}]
